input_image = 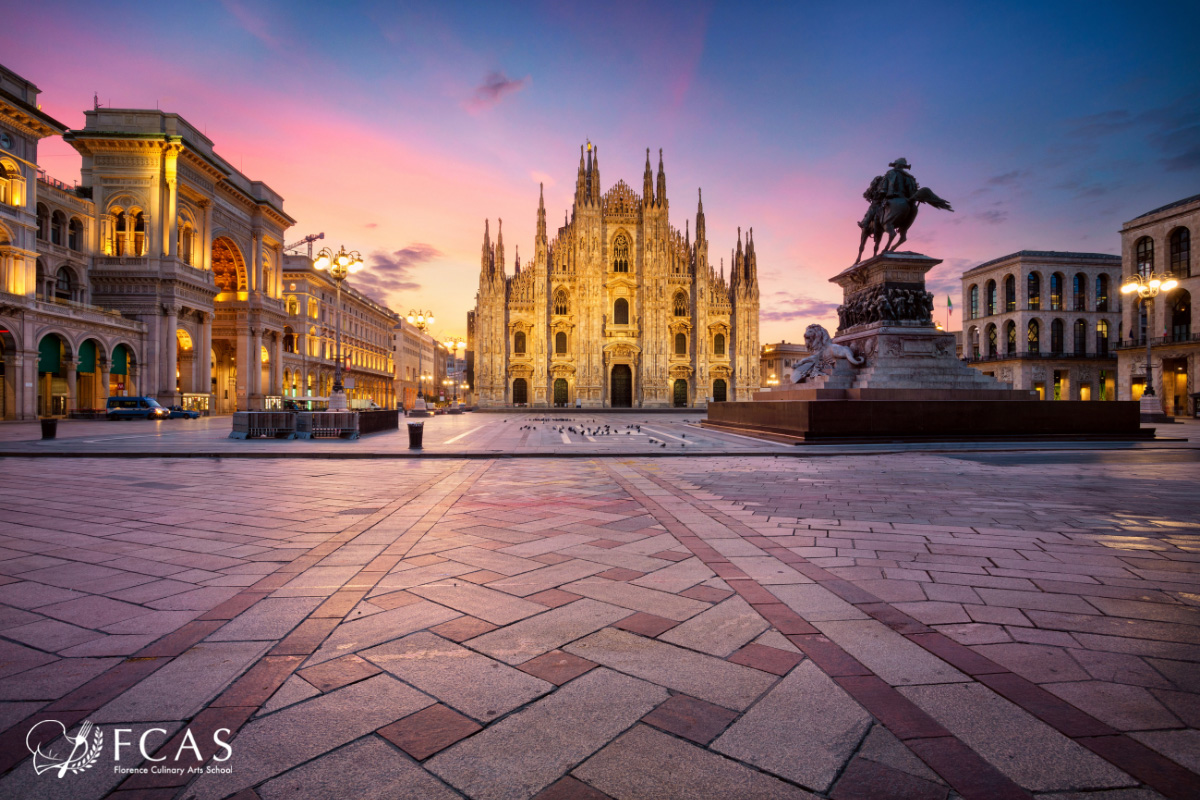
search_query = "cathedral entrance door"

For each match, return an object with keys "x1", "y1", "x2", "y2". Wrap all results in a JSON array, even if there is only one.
[
  {"x1": 673, "y1": 379, "x2": 688, "y2": 407},
  {"x1": 713, "y1": 379, "x2": 727, "y2": 402},
  {"x1": 553, "y1": 379, "x2": 568, "y2": 406},
  {"x1": 611, "y1": 365, "x2": 632, "y2": 408},
  {"x1": 512, "y1": 378, "x2": 528, "y2": 405}
]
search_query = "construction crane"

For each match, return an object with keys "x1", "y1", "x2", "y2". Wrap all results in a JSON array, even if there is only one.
[{"x1": 284, "y1": 232, "x2": 325, "y2": 259}]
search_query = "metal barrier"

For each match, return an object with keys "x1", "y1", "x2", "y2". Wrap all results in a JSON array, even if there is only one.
[
  {"x1": 358, "y1": 409, "x2": 400, "y2": 435},
  {"x1": 295, "y1": 411, "x2": 359, "y2": 439},
  {"x1": 229, "y1": 412, "x2": 297, "y2": 439}
]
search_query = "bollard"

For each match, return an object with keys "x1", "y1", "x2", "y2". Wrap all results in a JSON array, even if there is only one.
[
  {"x1": 40, "y1": 418, "x2": 58, "y2": 440},
  {"x1": 407, "y1": 421, "x2": 424, "y2": 450}
]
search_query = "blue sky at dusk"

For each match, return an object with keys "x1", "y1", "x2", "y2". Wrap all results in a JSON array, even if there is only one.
[{"x1": 6, "y1": 0, "x2": 1199, "y2": 339}]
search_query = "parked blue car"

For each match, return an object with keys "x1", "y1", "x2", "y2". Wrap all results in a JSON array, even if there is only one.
[
  {"x1": 166, "y1": 405, "x2": 201, "y2": 419},
  {"x1": 106, "y1": 396, "x2": 169, "y2": 420}
]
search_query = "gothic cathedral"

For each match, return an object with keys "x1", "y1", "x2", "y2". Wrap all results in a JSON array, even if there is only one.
[{"x1": 470, "y1": 144, "x2": 760, "y2": 408}]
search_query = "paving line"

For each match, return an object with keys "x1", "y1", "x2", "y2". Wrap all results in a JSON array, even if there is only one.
[
  {"x1": 622, "y1": 463, "x2": 1200, "y2": 800},
  {"x1": 444, "y1": 425, "x2": 485, "y2": 443},
  {"x1": 639, "y1": 425, "x2": 693, "y2": 445}
]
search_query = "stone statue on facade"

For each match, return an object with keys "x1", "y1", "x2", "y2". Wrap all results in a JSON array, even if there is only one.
[
  {"x1": 856, "y1": 158, "x2": 955, "y2": 262},
  {"x1": 790, "y1": 324, "x2": 864, "y2": 383}
]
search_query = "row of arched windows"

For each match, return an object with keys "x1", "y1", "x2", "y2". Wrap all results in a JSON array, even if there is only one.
[
  {"x1": 1135, "y1": 229, "x2": 1191, "y2": 278},
  {"x1": 36, "y1": 204, "x2": 85, "y2": 250},
  {"x1": 969, "y1": 272, "x2": 1112, "y2": 318},
  {"x1": 515, "y1": 330, "x2": 724, "y2": 357},
  {"x1": 968, "y1": 318, "x2": 1112, "y2": 358}
]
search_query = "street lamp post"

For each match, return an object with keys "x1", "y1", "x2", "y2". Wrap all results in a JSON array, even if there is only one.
[
  {"x1": 442, "y1": 337, "x2": 466, "y2": 404},
  {"x1": 313, "y1": 245, "x2": 364, "y2": 411},
  {"x1": 1121, "y1": 271, "x2": 1178, "y2": 415},
  {"x1": 406, "y1": 310, "x2": 434, "y2": 411}
]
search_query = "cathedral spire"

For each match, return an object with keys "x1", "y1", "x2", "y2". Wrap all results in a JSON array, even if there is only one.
[
  {"x1": 536, "y1": 182, "x2": 547, "y2": 244},
  {"x1": 695, "y1": 188, "x2": 706, "y2": 243},
  {"x1": 643, "y1": 148, "x2": 654, "y2": 206},
  {"x1": 481, "y1": 218, "x2": 492, "y2": 279},
  {"x1": 656, "y1": 148, "x2": 666, "y2": 207},
  {"x1": 591, "y1": 145, "x2": 601, "y2": 204},
  {"x1": 576, "y1": 145, "x2": 586, "y2": 207},
  {"x1": 515, "y1": 244, "x2": 521, "y2": 274},
  {"x1": 495, "y1": 218, "x2": 505, "y2": 278}
]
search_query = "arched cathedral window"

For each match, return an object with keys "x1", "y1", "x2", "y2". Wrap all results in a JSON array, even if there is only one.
[
  {"x1": 514, "y1": 331, "x2": 526, "y2": 354},
  {"x1": 673, "y1": 292, "x2": 688, "y2": 317},
  {"x1": 555, "y1": 331, "x2": 567, "y2": 354},
  {"x1": 614, "y1": 298, "x2": 629, "y2": 325},
  {"x1": 554, "y1": 289, "x2": 569, "y2": 315},
  {"x1": 613, "y1": 234, "x2": 629, "y2": 273}
]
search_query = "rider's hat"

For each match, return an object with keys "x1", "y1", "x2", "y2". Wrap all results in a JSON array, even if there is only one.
[{"x1": 889, "y1": 157, "x2": 911, "y2": 169}]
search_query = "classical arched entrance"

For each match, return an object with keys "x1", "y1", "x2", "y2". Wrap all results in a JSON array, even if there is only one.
[
  {"x1": 553, "y1": 378, "x2": 568, "y2": 406},
  {"x1": 37, "y1": 333, "x2": 69, "y2": 416},
  {"x1": 673, "y1": 379, "x2": 688, "y2": 407},
  {"x1": 713, "y1": 379, "x2": 727, "y2": 402},
  {"x1": 110, "y1": 344, "x2": 134, "y2": 397},
  {"x1": 512, "y1": 378, "x2": 528, "y2": 405},
  {"x1": 212, "y1": 237, "x2": 247, "y2": 293},
  {"x1": 611, "y1": 365, "x2": 632, "y2": 408}
]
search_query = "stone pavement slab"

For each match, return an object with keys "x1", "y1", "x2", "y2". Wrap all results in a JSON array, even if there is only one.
[
  {"x1": 658, "y1": 595, "x2": 769, "y2": 657},
  {"x1": 468, "y1": 598, "x2": 631, "y2": 665},
  {"x1": 426, "y1": 667, "x2": 667, "y2": 800},
  {"x1": 93, "y1": 641, "x2": 268, "y2": 722},
  {"x1": 363, "y1": 632, "x2": 552, "y2": 722},
  {"x1": 900, "y1": 682, "x2": 1135, "y2": 791},
  {"x1": 256, "y1": 735, "x2": 459, "y2": 800},
  {"x1": 712, "y1": 661, "x2": 872, "y2": 791},
  {"x1": 565, "y1": 627, "x2": 775, "y2": 710},
  {"x1": 574, "y1": 724, "x2": 816, "y2": 800},
  {"x1": 186, "y1": 674, "x2": 434, "y2": 800}
]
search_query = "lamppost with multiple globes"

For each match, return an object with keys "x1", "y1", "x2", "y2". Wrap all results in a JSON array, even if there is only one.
[
  {"x1": 1121, "y1": 271, "x2": 1178, "y2": 412},
  {"x1": 313, "y1": 246, "x2": 364, "y2": 411},
  {"x1": 442, "y1": 336, "x2": 466, "y2": 404},
  {"x1": 406, "y1": 310, "x2": 434, "y2": 409}
]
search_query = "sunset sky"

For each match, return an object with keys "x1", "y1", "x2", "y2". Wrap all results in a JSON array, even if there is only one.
[{"x1": 7, "y1": 1, "x2": 1199, "y2": 341}]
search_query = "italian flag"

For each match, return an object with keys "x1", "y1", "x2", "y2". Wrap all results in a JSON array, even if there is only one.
[{"x1": 947, "y1": 295, "x2": 953, "y2": 317}]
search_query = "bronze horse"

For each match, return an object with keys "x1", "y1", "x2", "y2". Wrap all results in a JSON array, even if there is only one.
[{"x1": 856, "y1": 186, "x2": 954, "y2": 262}]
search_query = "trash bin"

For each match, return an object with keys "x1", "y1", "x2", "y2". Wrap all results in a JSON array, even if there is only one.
[
  {"x1": 407, "y1": 421, "x2": 424, "y2": 449},
  {"x1": 40, "y1": 418, "x2": 58, "y2": 440}
]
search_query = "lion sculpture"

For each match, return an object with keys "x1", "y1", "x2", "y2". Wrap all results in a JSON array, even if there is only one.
[{"x1": 790, "y1": 324, "x2": 865, "y2": 383}]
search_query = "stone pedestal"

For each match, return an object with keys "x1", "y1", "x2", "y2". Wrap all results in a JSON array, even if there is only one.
[
  {"x1": 703, "y1": 251, "x2": 1148, "y2": 441},
  {"x1": 825, "y1": 252, "x2": 1026, "y2": 395}
]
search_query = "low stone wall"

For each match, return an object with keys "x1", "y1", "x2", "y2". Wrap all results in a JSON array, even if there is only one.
[{"x1": 705, "y1": 399, "x2": 1149, "y2": 441}]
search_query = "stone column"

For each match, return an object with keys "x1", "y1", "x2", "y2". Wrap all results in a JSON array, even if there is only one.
[
  {"x1": 251, "y1": 230, "x2": 262, "y2": 293},
  {"x1": 200, "y1": 201, "x2": 213, "y2": 271},
  {"x1": 271, "y1": 334, "x2": 283, "y2": 397},
  {"x1": 165, "y1": 149, "x2": 179, "y2": 258},
  {"x1": 199, "y1": 312, "x2": 213, "y2": 400},
  {"x1": 64, "y1": 358, "x2": 77, "y2": 413},
  {"x1": 19, "y1": 351, "x2": 36, "y2": 419},
  {"x1": 99, "y1": 361, "x2": 110, "y2": 407},
  {"x1": 251, "y1": 327, "x2": 263, "y2": 407},
  {"x1": 163, "y1": 305, "x2": 178, "y2": 404},
  {"x1": 235, "y1": 330, "x2": 249, "y2": 411}
]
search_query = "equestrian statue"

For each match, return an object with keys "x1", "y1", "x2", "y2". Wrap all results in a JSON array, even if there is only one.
[{"x1": 856, "y1": 157, "x2": 954, "y2": 263}]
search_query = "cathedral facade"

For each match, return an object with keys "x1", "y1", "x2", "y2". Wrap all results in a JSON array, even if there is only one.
[{"x1": 471, "y1": 144, "x2": 760, "y2": 408}]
